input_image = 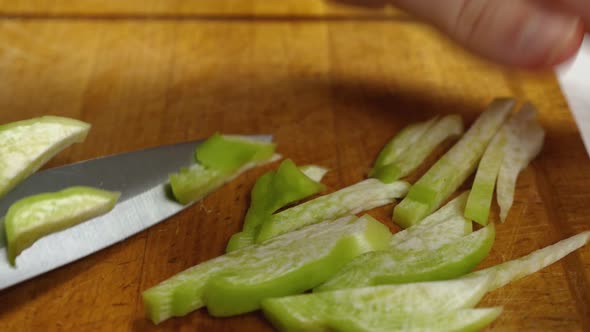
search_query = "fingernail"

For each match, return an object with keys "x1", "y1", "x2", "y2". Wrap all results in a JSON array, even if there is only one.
[{"x1": 515, "y1": 11, "x2": 582, "y2": 67}]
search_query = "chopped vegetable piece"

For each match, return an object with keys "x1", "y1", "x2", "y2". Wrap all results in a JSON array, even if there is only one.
[
  {"x1": 169, "y1": 164, "x2": 225, "y2": 205},
  {"x1": 464, "y1": 131, "x2": 506, "y2": 225},
  {"x1": 323, "y1": 308, "x2": 503, "y2": 332},
  {"x1": 255, "y1": 179, "x2": 410, "y2": 243},
  {"x1": 226, "y1": 159, "x2": 325, "y2": 252},
  {"x1": 394, "y1": 98, "x2": 515, "y2": 228},
  {"x1": 497, "y1": 103, "x2": 544, "y2": 222},
  {"x1": 142, "y1": 215, "x2": 391, "y2": 323},
  {"x1": 374, "y1": 115, "x2": 465, "y2": 184},
  {"x1": 4, "y1": 186, "x2": 120, "y2": 266},
  {"x1": 299, "y1": 164, "x2": 329, "y2": 183},
  {"x1": 263, "y1": 277, "x2": 498, "y2": 332},
  {"x1": 169, "y1": 134, "x2": 278, "y2": 204},
  {"x1": 390, "y1": 192, "x2": 472, "y2": 251},
  {"x1": 315, "y1": 223, "x2": 494, "y2": 291},
  {"x1": 466, "y1": 231, "x2": 590, "y2": 291},
  {"x1": 370, "y1": 117, "x2": 439, "y2": 178},
  {"x1": 0, "y1": 116, "x2": 90, "y2": 199},
  {"x1": 195, "y1": 133, "x2": 276, "y2": 174}
]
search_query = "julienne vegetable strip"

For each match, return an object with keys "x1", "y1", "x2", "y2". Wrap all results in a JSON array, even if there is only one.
[
  {"x1": 466, "y1": 231, "x2": 590, "y2": 291},
  {"x1": 496, "y1": 103, "x2": 545, "y2": 222},
  {"x1": 371, "y1": 115, "x2": 464, "y2": 183},
  {"x1": 169, "y1": 134, "x2": 279, "y2": 204},
  {"x1": 226, "y1": 159, "x2": 326, "y2": 252},
  {"x1": 394, "y1": 98, "x2": 515, "y2": 228},
  {"x1": 262, "y1": 277, "x2": 502, "y2": 332},
  {"x1": 142, "y1": 215, "x2": 391, "y2": 323},
  {"x1": 4, "y1": 186, "x2": 120, "y2": 266},
  {"x1": 315, "y1": 223, "x2": 494, "y2": 292},
  {"x1": 0, "y1": 116, "x2": 91, "y2": 199},
  {"x1": 465, "y1": 102, "x2": 545, "y2": 225},
  {"x1": 369, "y1": 116, "x2": 439, "y2": 180},
  {"x1": 389, "y1": 192, "x2": 472, "y2": 251},
  {"x1": 255, "y1": 179, "x2": 410, "y2": 243}
]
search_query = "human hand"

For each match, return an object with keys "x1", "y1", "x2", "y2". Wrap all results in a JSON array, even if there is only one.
[{"x1": 334, "y1": 0, "x2": 586, "y2": 68}]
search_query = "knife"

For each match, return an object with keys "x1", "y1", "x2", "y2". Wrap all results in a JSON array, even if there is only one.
[{"x1": 0, "y1": 135, "x2": 272, "y2": 290}]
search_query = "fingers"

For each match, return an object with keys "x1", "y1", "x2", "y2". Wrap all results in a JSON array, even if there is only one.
[
  {"x1": 329, "y1": 0, "x2": 585, "y2": 68},
  {"x1": 392, "y1": 0, "x2": 584, "y2": 68}
]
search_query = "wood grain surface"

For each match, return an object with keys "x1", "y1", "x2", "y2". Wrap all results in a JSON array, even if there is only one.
[{"x1": 0, "y1": 1, "x2": 589, "y2": 331}]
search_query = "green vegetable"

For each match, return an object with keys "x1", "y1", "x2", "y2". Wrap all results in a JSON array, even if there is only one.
[
  {"x1": 4, "y1": 186, "x2": 120, "y2": 266},
  {"x1": 195, "y1": 133, "x2": 276, "y2": 173},
  {"x1": 464, "y1": 131, "x2": 506, "y2": 225},
  {"x1": 394, "y1": 98, "x2": 515, "y2": 228},
  {"x1": 298, "y1": 164, "x2": 329, "y2": 183},
  {"x1": 169, "y1": 134, "x2": 278, "y2": 204},
  {"x1": 142, "y1": 215, "x2": 391, "y2": 323},
  {"x1": 390, "y1": 192, "x2": 472, "y2": 251},
  {"x1": 370, "y1": 117, "x2": 439, "y2": 178},
  {"x1": 262, "y1": 277, "x2": 500, "y2": 332},
  {"x1": 256, "y1": 179, "x2": 409, "y2": 243},
  {"x1": 370, "y1": 115, "x2": 464, "y2": 183},
  {"x1": 226, "y1": 159, "x2": 325, "y2": 252},
  {"x1": 0, "y1": 116, "x2": 90, "y2": 199},
  {"x1": 496, "y1": 103, "x2": 544, "y2": 222},
  {"x1": 315, "y1": 223, "x2": 494, "y2": 291},
  {"x1": 466, "y1": 231, "x2": 590, "y2": 291}
]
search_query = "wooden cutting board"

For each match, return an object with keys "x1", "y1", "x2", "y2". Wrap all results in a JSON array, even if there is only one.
[{"x1": 0, "y1": 2, "x2": 588, "y2": 331}]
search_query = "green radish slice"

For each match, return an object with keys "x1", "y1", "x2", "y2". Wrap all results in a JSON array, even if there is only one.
[
  {"x1": 262, "y1": 277, "x2": 495, "y2": 332},
  {"x1": 255, "y1": 179, "x2": 410, "y2": 243},
  {"x1": 324, "y1": 308, "x2": 503, "y2": 332},
  {"x1": 0, "y1": 116, "x2": 90, "y2": 199},
  {"x1": 370, "y1": 116, "x2": 439, "y2": 179},
  {"x1": 226, "y1": 159, "x2": 326, "y2": 252},
  {"x1": 394, "y1": 98, "x2": 515, "y2": 228},
  {"x1": 466, "y1": 231, "x2": 590, "y2": 291},
  {"x1": 464, "y1": 130, "x2": 506, "y2": 226},
  {"x1": 496, "y1": 103, "x2": 544, "y2": 222},
  {"x1": 372, "y1": 115, "x2": 464, "y2": 183},
  {"x1": 390, "y1": 192, "x2": 471, "y2": 250},
  {"x1": 315, "y1": 223, "x2": 494, "y2": 292},
  {"x1": 142, "y1": 215, "x2": 392, "y2": 323},
  {"x1": 4, "y1": 186, "x2": 120, "y2": 266},
  {"x1": 169, "y1": 134, "x2": 279, "y2": 205},
  {"x1": 299, "y1": 165, "x2": 329, "y2": 183},
  {"x1": 194, "y1": 133, "x2": 276, "y2": 174}
]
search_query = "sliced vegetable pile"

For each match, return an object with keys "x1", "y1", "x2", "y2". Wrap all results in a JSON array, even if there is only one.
[
  {"x1": 1, "y1": 99, "x2": 587, "y2": 332},
  {"x1": 138, "y1": 98, "x2": 590, "y2": 331}
]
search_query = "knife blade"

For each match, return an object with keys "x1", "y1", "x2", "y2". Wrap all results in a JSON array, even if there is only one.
[{"x1": 0, "y1": 135, "x2": 272, "y2": 290}]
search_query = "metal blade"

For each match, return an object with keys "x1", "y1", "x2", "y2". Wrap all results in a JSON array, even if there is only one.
[{"x1": 0, "y1": 135, "x2": 272, "y2": 290}]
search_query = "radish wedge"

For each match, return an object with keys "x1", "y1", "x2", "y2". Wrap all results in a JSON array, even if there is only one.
[
  {"x1": 226, "y1": 159, "x2": 325, "y2": 252},
  {"x1": 315, "y1": 223, "x2": 494, "y2": 292},
  {"x1": 4, "y1": 186, "x2": 120, "y2": 266},
  {"x1": 394, "y1": 98, "x2": 514, "y2": 228},
  {"x1": 263, "y1": 277, "x2": 498, "y2": 332},
  {"x1": 169, "y1": 134, "x2": 278, "y2": 204},
  {"x1": 497, "y1": 103, "x2": 544, "y2": 222},
  {"x1": 255, "y1": 179, "x2": 410, "y2": 243},
  {"x1": 142, "y1": 215, "x2": 391, "y2": 323},
  {"x1": 0, "y1": 116, "x2": 90, "y2": 199},
  {"x1": 466, "y1": 231, "x2": 590, "y2": 291}
]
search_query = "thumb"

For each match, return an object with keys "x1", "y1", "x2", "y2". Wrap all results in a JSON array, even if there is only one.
[{"x1": 393, "y1": 0, "x2": 584, "y2": 68}]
